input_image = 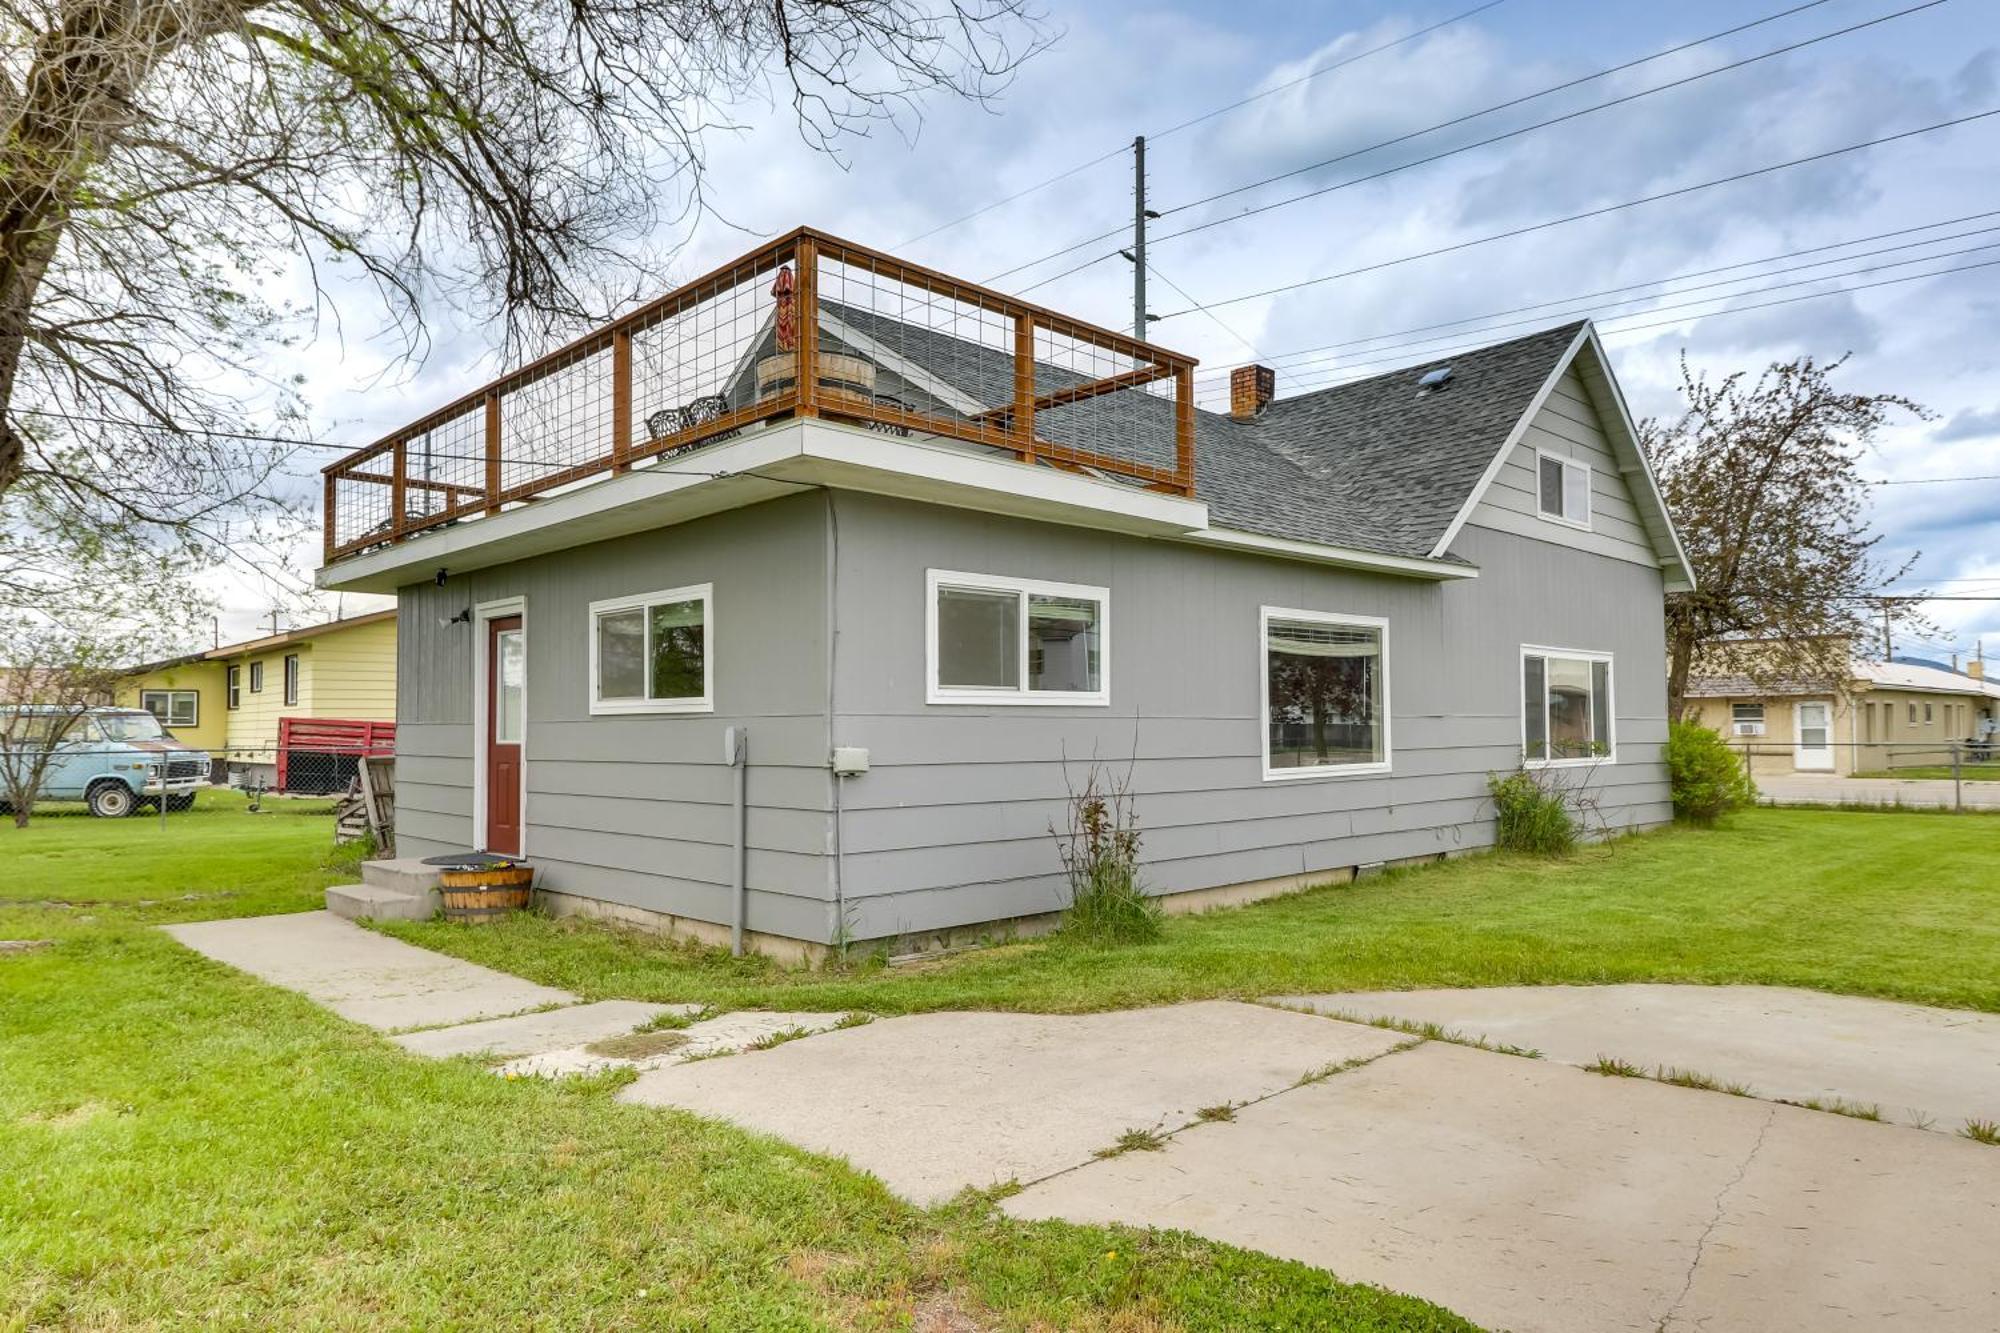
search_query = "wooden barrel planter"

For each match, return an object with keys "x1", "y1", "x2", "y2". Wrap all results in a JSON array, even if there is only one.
[{"x1": 437, "y1": 863, "x2": 534, "y2": 923}]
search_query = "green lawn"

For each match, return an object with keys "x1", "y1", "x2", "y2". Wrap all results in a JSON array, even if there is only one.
[
  {"x1": 0, "y1": 790, "x2": 1473, "y2": 1330},
  {"x1": 382, "y1": 807, "x2": 2000, "y2": 1018}
]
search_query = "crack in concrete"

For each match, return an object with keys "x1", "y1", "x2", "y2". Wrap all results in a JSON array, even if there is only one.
[{"x1": 1654, "y1": 1105, "x2": 1776, "y2": 1333}]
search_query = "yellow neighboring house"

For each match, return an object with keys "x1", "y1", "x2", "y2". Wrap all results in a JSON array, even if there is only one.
[
  {"x1": 117, "y1": 609, "x2": 397, "y2": 790},
  {"x1": 1686, "y1": 655, "x2": 1999, "y2": 776}
]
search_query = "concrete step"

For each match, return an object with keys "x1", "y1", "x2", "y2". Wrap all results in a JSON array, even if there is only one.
[
  {"x1": 361, "y1": 857, "x2": 445, "y2": 895},
  {"x1": 326, "y1": 881, "x2": 437, "y2": 923}
]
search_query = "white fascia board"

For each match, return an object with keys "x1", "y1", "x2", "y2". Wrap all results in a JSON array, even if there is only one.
[
  {"x1": 1427, "y1": 323, "x2": 1590, "y2": 562},
  {"x1": 1424, "y1": 322, "x2": 1697, "y2": 593},
  {"x1": 316, "y1": 418, "x2": 1209, "y2": 593},
  {"x1": 1185, "y1": 527, "x2": 1479, "y2": 580}
]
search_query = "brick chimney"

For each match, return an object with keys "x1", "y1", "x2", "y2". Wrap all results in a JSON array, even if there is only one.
[
  {"x1": 1230, "y1": 364, "x2": 1276, "y2": 419},
  {"x1": 1971, "y1": 659, "x2": 1985, "y2": 681}
]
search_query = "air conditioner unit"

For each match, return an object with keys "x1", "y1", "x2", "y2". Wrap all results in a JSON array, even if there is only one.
[{"x1": 1732, "y1": 721, "x2": 1765, "y2": 737}]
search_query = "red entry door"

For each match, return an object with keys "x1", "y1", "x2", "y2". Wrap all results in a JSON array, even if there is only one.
[{"x1": 485, "y1": 615, "x2": 524, "y2": 854}]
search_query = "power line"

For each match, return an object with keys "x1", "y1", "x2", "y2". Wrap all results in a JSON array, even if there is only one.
[
  {"x1": 1190, "y1": 234, "x2": 2000, "y2": 386},
  {"x1": 1187, "y1": 210, "x2": 2000, "y2": 377},
  {"x1": 1141, "y1": 261, "x2": 1292, "y2": 385},
  {"x1": 898, "y1": 0, "x2": 1509, "y2": 252},
  {"x1": 1147, "y1": 107, "x2": 2000, "y2": 317},
  {"x1": 993, "y1": 0, "x2": 1931, "y2": 290}
]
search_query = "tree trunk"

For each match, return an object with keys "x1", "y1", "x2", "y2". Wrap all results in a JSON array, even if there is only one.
[{"x1": 1665, "y1": 627, "x2": 1696, "y2": 723}]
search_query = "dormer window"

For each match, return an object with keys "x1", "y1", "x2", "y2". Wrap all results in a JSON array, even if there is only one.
[{"x1": 1536, "y1": 452, "x2": 1591, "y2": 529}]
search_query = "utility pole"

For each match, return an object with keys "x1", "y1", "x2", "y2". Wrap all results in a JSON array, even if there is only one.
[
  {"x1": 1132, "y1": 134, "x2": 1147, "y2": 339},
  {"x1": 1880, "y1": 599, "x2": 1892, "y2": 659}
]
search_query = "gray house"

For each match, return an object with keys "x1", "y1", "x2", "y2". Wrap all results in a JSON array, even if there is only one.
[{"x1": 317, "y1": 229, "x2": 1692, "y2": 960}]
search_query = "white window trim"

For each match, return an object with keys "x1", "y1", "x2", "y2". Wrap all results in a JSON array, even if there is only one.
[
  {"x1": 471, "y1": 596, "x2": 528, "y2": 856},
  {"x1": 1259, "y1": 605, "x2": 1393, "y2": 782},
  {"x1": 1534, "y1": 450, "x2": 1593, "y2": 531},
  {"x1": 587, "y1": 582, "x2": 714, "y2": 715},
  {"x1": 226, "y1": 665, "x2": 241, "y2": 710},
  {"x1": 1521, "y1": 643, "x2": 1616, "y2": 768},
  {"x1": 925, "y1": 569, "x2": 1111, "y2": 707},
  {"x1": 141, "y1": 690, "x2": 199, "y2": 728}
]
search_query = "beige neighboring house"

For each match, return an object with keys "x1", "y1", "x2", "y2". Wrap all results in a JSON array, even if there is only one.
[{"x1": 1687, "y1": 655, "x2": 1999, "y2": 776}]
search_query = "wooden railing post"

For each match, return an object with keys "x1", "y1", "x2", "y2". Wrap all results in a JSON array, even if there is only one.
[
  {"x1": 484, "y1": 392, "x2": 502, "y2": 514},
  {"x1": 390, "y1": 437, "x2": 408, "y2": 544},
  {"x1": 611, "y1": 328, "x2": 633, "y2": 473},
  {"x1": 1013, "y1": 314, "x2": 1037, "y2": 465},
  {"x1": 322, "y1": 472, "x2": 337, "y2": 565},
  {"x1": 795, "y1": 236, "x2": 819, "y2": 418},
  {"x1": 1174, "y1": 363, "x2": 1196, "y2": 495}
]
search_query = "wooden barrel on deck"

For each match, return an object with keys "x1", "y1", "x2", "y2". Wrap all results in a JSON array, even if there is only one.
[{"x1": 438, "y1": 864, "x2": 534, "y2": 923}]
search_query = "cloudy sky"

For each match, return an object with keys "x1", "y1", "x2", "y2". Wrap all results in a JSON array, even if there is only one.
[{"x1": 248, "y1": 0, "x2": 1999, "y2": 665}]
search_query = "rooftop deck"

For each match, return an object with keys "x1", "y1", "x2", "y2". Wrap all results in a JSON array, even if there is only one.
[{"x1": 321, "y1": 227, "x2": 1199, "y2": 565}]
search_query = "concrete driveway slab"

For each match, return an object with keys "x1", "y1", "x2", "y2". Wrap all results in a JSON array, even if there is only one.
[
  {"x1": 392, "y1": 1000, "x2": 700, "y2": 1060},
  {"x1": 620, "y1": 1000, "x2": 1405, "y2": 1204},
  {"x1": 1006, "y1": 1041, "x2": 2000, "y2": 1333},
  {"x1": 1272, "y1": 985, "x2": 2000, "y2": 1130},
  {"x1": 164, "y1": 911, "x2": 576, "y2": 1030}
]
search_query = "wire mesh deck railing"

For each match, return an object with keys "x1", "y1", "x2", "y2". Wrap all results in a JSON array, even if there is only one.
[{"x1": 323, "y1": 227, "x2": 1200, "y2": 563}]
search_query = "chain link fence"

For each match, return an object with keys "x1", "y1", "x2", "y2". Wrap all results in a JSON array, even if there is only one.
[
  {"x1": 1732, "y1": 739, "x2": 1998, "y2": 811},
  {"x1": 1, "y1": 742, "x2": 373, "y2": 825}
]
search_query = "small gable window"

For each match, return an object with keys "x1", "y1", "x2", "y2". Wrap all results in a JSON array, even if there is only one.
[{"x1": 1536, "y1": 452, "x2": 1592, "y2": 529}]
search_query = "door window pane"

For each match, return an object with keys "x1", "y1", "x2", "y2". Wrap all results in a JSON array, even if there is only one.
[
  {"x1": 1027, "y1": 595, "x2": 1100, "y2": 693},
  {"x1": 648, "y1": 599, "x2": 705, "y2": 700},
  {"x1": 596, "y1": 608, "x2": 646, "y2": 700},
  {"x1": 495, "y1": 630, "x2": 525, "y2": 744},
  {"x1": 1266, "y1": 618, "x2": 1384, "y2": 771},
  {"x1": 937, "y1": 586, "x2": 1019, "y2": 689}
]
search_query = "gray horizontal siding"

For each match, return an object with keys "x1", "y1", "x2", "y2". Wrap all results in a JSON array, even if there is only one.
[
  {"x1": 1464, "y1": 369, "x2": 1661, "y2": 569},
  {"x1": 389, "y1": 493, "x2": 836, "y2": 930},
  {"x1": 824, "y1": 491, "x2": 1672, "y2": 935}
]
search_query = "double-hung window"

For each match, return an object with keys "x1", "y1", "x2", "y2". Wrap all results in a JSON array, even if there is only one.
[
  {"x1": 283, "y1": 654, "x2": 300, "y2": 706},
  {"x1": 589, "y1": 584, "x2": 711, "y2": 714},
  {"x1": 1523, "y1": 646, "x2": 1613, "y2": 764},
  {"x1": 1262, "y1": 608, "x2": 1389, "y2": 778},
  {"x1": 141, "y1": 690, "x2": 199, "y2": 729},
  {"x1": 226, "y1": 666, "x2": 241, "y2": 710},
  {"x1": 1536, "y1": 451, "x2": 1592, "y2": 528},
  {"x1": 248, "y1": 661, "x2": 264, "y2": 694},
  {"x1": 926, "y1": 570, "x2": 1107, "y2": 705}
]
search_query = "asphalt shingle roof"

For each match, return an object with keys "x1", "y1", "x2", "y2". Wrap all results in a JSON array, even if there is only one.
[{"x1": 751, "y1": 303, "x2": 1589, "y2": 562}]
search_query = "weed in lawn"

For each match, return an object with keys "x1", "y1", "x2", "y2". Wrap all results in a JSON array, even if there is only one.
[
  {"x1": 1585, "y1": 1055, "x2": 1646, "y2": 1078},
  {"x1": 1195, "y1": 1104, "x2": 1237, "y2": 1123},
  {"x1": 1315, "y1": 1009, "x2": 1542, "y2": 1060},
  {"x1": 583, "y1": 1030, "x2": 689, "y2": 1061},
  {"x1": 1489, "y1": 769, "x2": 1578, "y2": 855},
  {"x1": 1094, "y1": 1127, "x2": 1168, "y2": 1158},
  {"x1": 1051, "y1": 761, "x2": 1161, "y2": 948},
  {"x1": 748, "y1": 1025, "x2": 813, "y2": 1052},
  {"x1": 1654, "y1": 1067, "x2": 1754, "y2": 1097},
  {"x1": 1782, "y1": 1096, "x2": 1885, "y2": 1122},
  {"x1": 832, "y1": 1012, "x2": 875, "y2": 1030},
  {"x1": 1961, "y1": 1118, "x2": 2000, "y2": 1145},
  {"x1": 639, "y1": 1008, "x2": 705, "y2": 1032}
]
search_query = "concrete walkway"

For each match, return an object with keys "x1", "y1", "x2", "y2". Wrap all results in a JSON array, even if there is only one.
[
  {"x1": 1007, "y1": 1041, "x2": 2000, "y2": 1333},
  {"x1": 165, "y1": 911, "x2": 576, "y2": 1029},
  {"x1": 1759, "y1": 773, "x2": 2000, "y2": 810},
  {"x1": 622, "y1": 1001, "x2": 1406, "y2": 1204},
  {"x1": 1274, "y1": 985, "x2": 2000, "y2": 1131},
  {"x1": 164, "y1": 914, "x2": 2000, "y2": 1331}
]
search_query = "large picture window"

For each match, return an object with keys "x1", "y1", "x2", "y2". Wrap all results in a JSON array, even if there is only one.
[
  {"x1": 1261, "y1": 608, "x2": 1389, "y2": 779},
  {"x1": 588, "y1": 584, "x2": 712, "y2": 714},
  {"x1": 140, "y1": 690, "x2": 199, "y2": 729},
  {"x1": 1523, "y1": 646, "x2": 1613, "y2": 764},
  {"x1": 926, "y1": 570, "x2": 1107, "y2": 705}
]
